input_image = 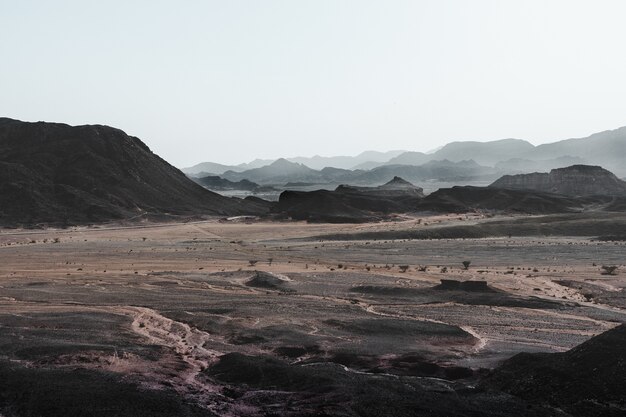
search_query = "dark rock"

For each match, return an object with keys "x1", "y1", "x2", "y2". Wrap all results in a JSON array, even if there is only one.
[
  {"x1": 490, "y1": 165, "x2": 626, "y2": 196},
  {"x1": 0, "y1": 118, "x2": 264, "y2": 226}
]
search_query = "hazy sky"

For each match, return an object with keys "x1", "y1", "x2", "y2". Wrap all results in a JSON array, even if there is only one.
[{"x1": 2, "y1": 1, "x2": 626, "y2": 167}]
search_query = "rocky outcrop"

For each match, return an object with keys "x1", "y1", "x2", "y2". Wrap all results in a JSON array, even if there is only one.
[
  {"x1": 335, "y1": 176, "x2": 424, "y2": 197},
  {"x1": 490, "y1": 165, "x2": 626, "y2": 196},
  {"x1": 274, "y1": 177, "x2": 424, "y2": 223}
]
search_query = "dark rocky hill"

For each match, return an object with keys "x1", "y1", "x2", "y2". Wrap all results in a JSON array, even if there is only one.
[
  {"x1": 482, "y1": 324, "x2": 626, "y2": 417},
  {"x1": 490, "y1": 165, "x2": 626, "y2": 196},
  {"x1": 274, "y1": 177, "x2": 424, "y2": 223},
  {"x1": 0, "y1": 118, "x2": 264, "y2": 226},
  {"x1": 418, "y1": 185, "x2": 599, "y2": 214}
]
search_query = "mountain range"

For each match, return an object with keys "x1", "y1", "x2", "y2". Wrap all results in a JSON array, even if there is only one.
[
  {"x1": 208, "y1": 158, "x2": 496, "y2": 190},
  {"x1": 184, "y1": 150, "x2": 405, "y2": 175},
  {"x1": 185, "y1": 125, "x2": 626, "y2": 180}
]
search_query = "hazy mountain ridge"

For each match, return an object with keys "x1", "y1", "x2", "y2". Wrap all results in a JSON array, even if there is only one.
[
  {"x1": 183, "y1": 150, "x2": 405, "y2": 175},
  {"x1": 218, "y1": 158, "x2": 495, "y2": 187},
  {"x1": 185, "y1": 125, "x2": 626, "y2": 178}
]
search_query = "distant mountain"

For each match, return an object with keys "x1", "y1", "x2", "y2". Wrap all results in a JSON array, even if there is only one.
[
  {"x1": 370, "y1": 127, "x2": 626, "y2": 176},
  {"x1": 288, "y1": 150, "x2": 405, "y2": 170},
  {"x1": 490, "y1": 165, "x2": 626, "y2": 196},
  {"x1": 0, "y1": 118, "x2": 265, "y2": 226},
  {"x1": 183, "y1": 161, "x2": 241, "y2": 176},
  {"x1": 417, "y1": 186, "x2": 603, "y2": 214},
  {"x1": 274, "y1": 177, "x2": 424, "y2": 223},
  {"x1": 222, "y1": 158, "x2": 320, "y2": 184},
  {"x1": 183, "y1": 158, "x2": 276, "y2": 176},
  {"x1": 420, "y1": 139, "x2": 535, "y2": 166},
  {"x1": 185, "y1": 150, "x2": 405, "y2": 174},
  {"x1": 221, "y1": 158, "x2": 495, "y2": 187},
  {"x1": 185, "y1": 125, "x2": 626, "y2": 181},
  {"x1": 526, "y1": 127, "x2": 626, "y2": 176},
  {"x1": 192, "y1": 175, "x2": 276, "y2": 193},
  {"x1": 375, "y1": 151, "x2": 431, "y2": 168},
  {"x1": 495, "y1": 156, "x2": 585, "y2": 174},
  {"x1": 352, "y1": 160, "x2": 496, "y2": 185}
]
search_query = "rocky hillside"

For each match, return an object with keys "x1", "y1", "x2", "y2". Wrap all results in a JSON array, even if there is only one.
[
  {"x1": 490, "y1": 165, "x2": 626, "y2": 196},
  {"x1": 482, "y1": 324, "x2": 626, "y2": 417},
  {"x1": 0, "y1": 118, "x2": 265, "y2": 226},
  {"x1": 274, "y1": 177, "x2": 424, "y2": 223}
]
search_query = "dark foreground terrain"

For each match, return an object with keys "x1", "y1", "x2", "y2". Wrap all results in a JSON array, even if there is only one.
[{"x1": 1, "y1": 217, "x2": 625, "y2": 416}]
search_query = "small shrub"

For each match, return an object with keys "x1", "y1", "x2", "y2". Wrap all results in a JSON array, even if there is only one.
[
  {"x1": 601, "y1": 265, "x2": 618, "y2": 275},
  {"x1": 462, "y1": 261, "x2": 471, "y2": 270}
]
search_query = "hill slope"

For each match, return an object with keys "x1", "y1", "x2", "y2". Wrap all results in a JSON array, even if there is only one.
[
  {"x1": 490, "y1": 165, "x2": 626, "y2": 196},
  {"x1": 483, "y1": 324, "x2": 626, "y2": 417},
  {"x1": 0, "y1": 118, "x2": 263, "y2": 226}
]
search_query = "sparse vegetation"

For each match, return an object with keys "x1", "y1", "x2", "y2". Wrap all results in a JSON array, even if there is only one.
[{"x1": 601, "y1": 265, "x2": 618, "y2": 275}]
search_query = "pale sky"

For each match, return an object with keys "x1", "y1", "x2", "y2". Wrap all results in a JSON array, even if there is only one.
[{"x1": 2, "y1": 1, "x2": 626, "y2": 167}]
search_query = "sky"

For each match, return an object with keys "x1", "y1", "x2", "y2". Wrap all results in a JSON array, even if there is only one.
[{"x1": 2, "y1": 1, "x2": 626, "y2": 167}]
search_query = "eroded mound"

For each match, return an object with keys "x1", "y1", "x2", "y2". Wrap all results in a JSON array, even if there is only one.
[
  {"x1": 433, "y1": 279, "x2": 497, "y2": 292},
  {"x1": 245, "y1": 271, "x2": 292, "y2": 290}
]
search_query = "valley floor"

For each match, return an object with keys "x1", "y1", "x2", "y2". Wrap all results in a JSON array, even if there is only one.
[{"x1": 1, "y1": 215, "x2": 625, "y2": 416}]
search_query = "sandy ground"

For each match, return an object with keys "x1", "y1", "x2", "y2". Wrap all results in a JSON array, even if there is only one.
[{"x1": 1, "y1": 215, "x2": 625, "y2": 413}]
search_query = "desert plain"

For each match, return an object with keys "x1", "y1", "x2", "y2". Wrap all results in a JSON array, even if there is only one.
[{"x1": 1, "y1": 214, "x2": 625, "y2": 416}]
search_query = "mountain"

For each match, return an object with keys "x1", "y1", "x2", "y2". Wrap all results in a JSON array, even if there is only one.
[
  {"x1": 0, "y1": 118, "x2": 264, "y2": 226},
  {"x1": 221, "y1": 158, "x2": 495, "y2": 188},
  {"x1": 371, "y1": 127, "x2": 626, "y2": 177},
  {"x1": 221, "y1": 158, "x2": 321, "y2": 184},
  {"x1": 482, "y1": 324, "x2": 626, "y2": 417},
  {"x1": 182, "y1": 161, "x2": 241, "y2": 176},
  {"x1": 274, "y1": 177, "x2": 424, "y2": 223},
  {"x1": 185, "y1": 150, "x2": 405, "y2": 174},
  {"x1": 527, "y1": 127, "x2": 626, "y2": 175},
  {"x1": 352, "y1": 160, "x2": 496, "y2": 185},
  {"x1": 421, "y1": 139, "x2": 536, "y2": 166},
  {"x1": 382, "y1": 151, "x2": 430, "y2": 167},
  {"x1": 192, "y1": 175, "x2": 276, "y2": 193},
  {"x1": 494, "y1": 156, "x2": 585, "y2": 174},
  {"x1": 182, "y1": 158, "x2": 276, "y2": 176},
  {"x1": 287, "y1": 150, "x2": 405, "y2": 170},
  {"x1": 490, "y1": 165, "x2": 626, "y2": 196},
  {"x1": 417, "y1": 186, "x2": 601, "y2": 214}
]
